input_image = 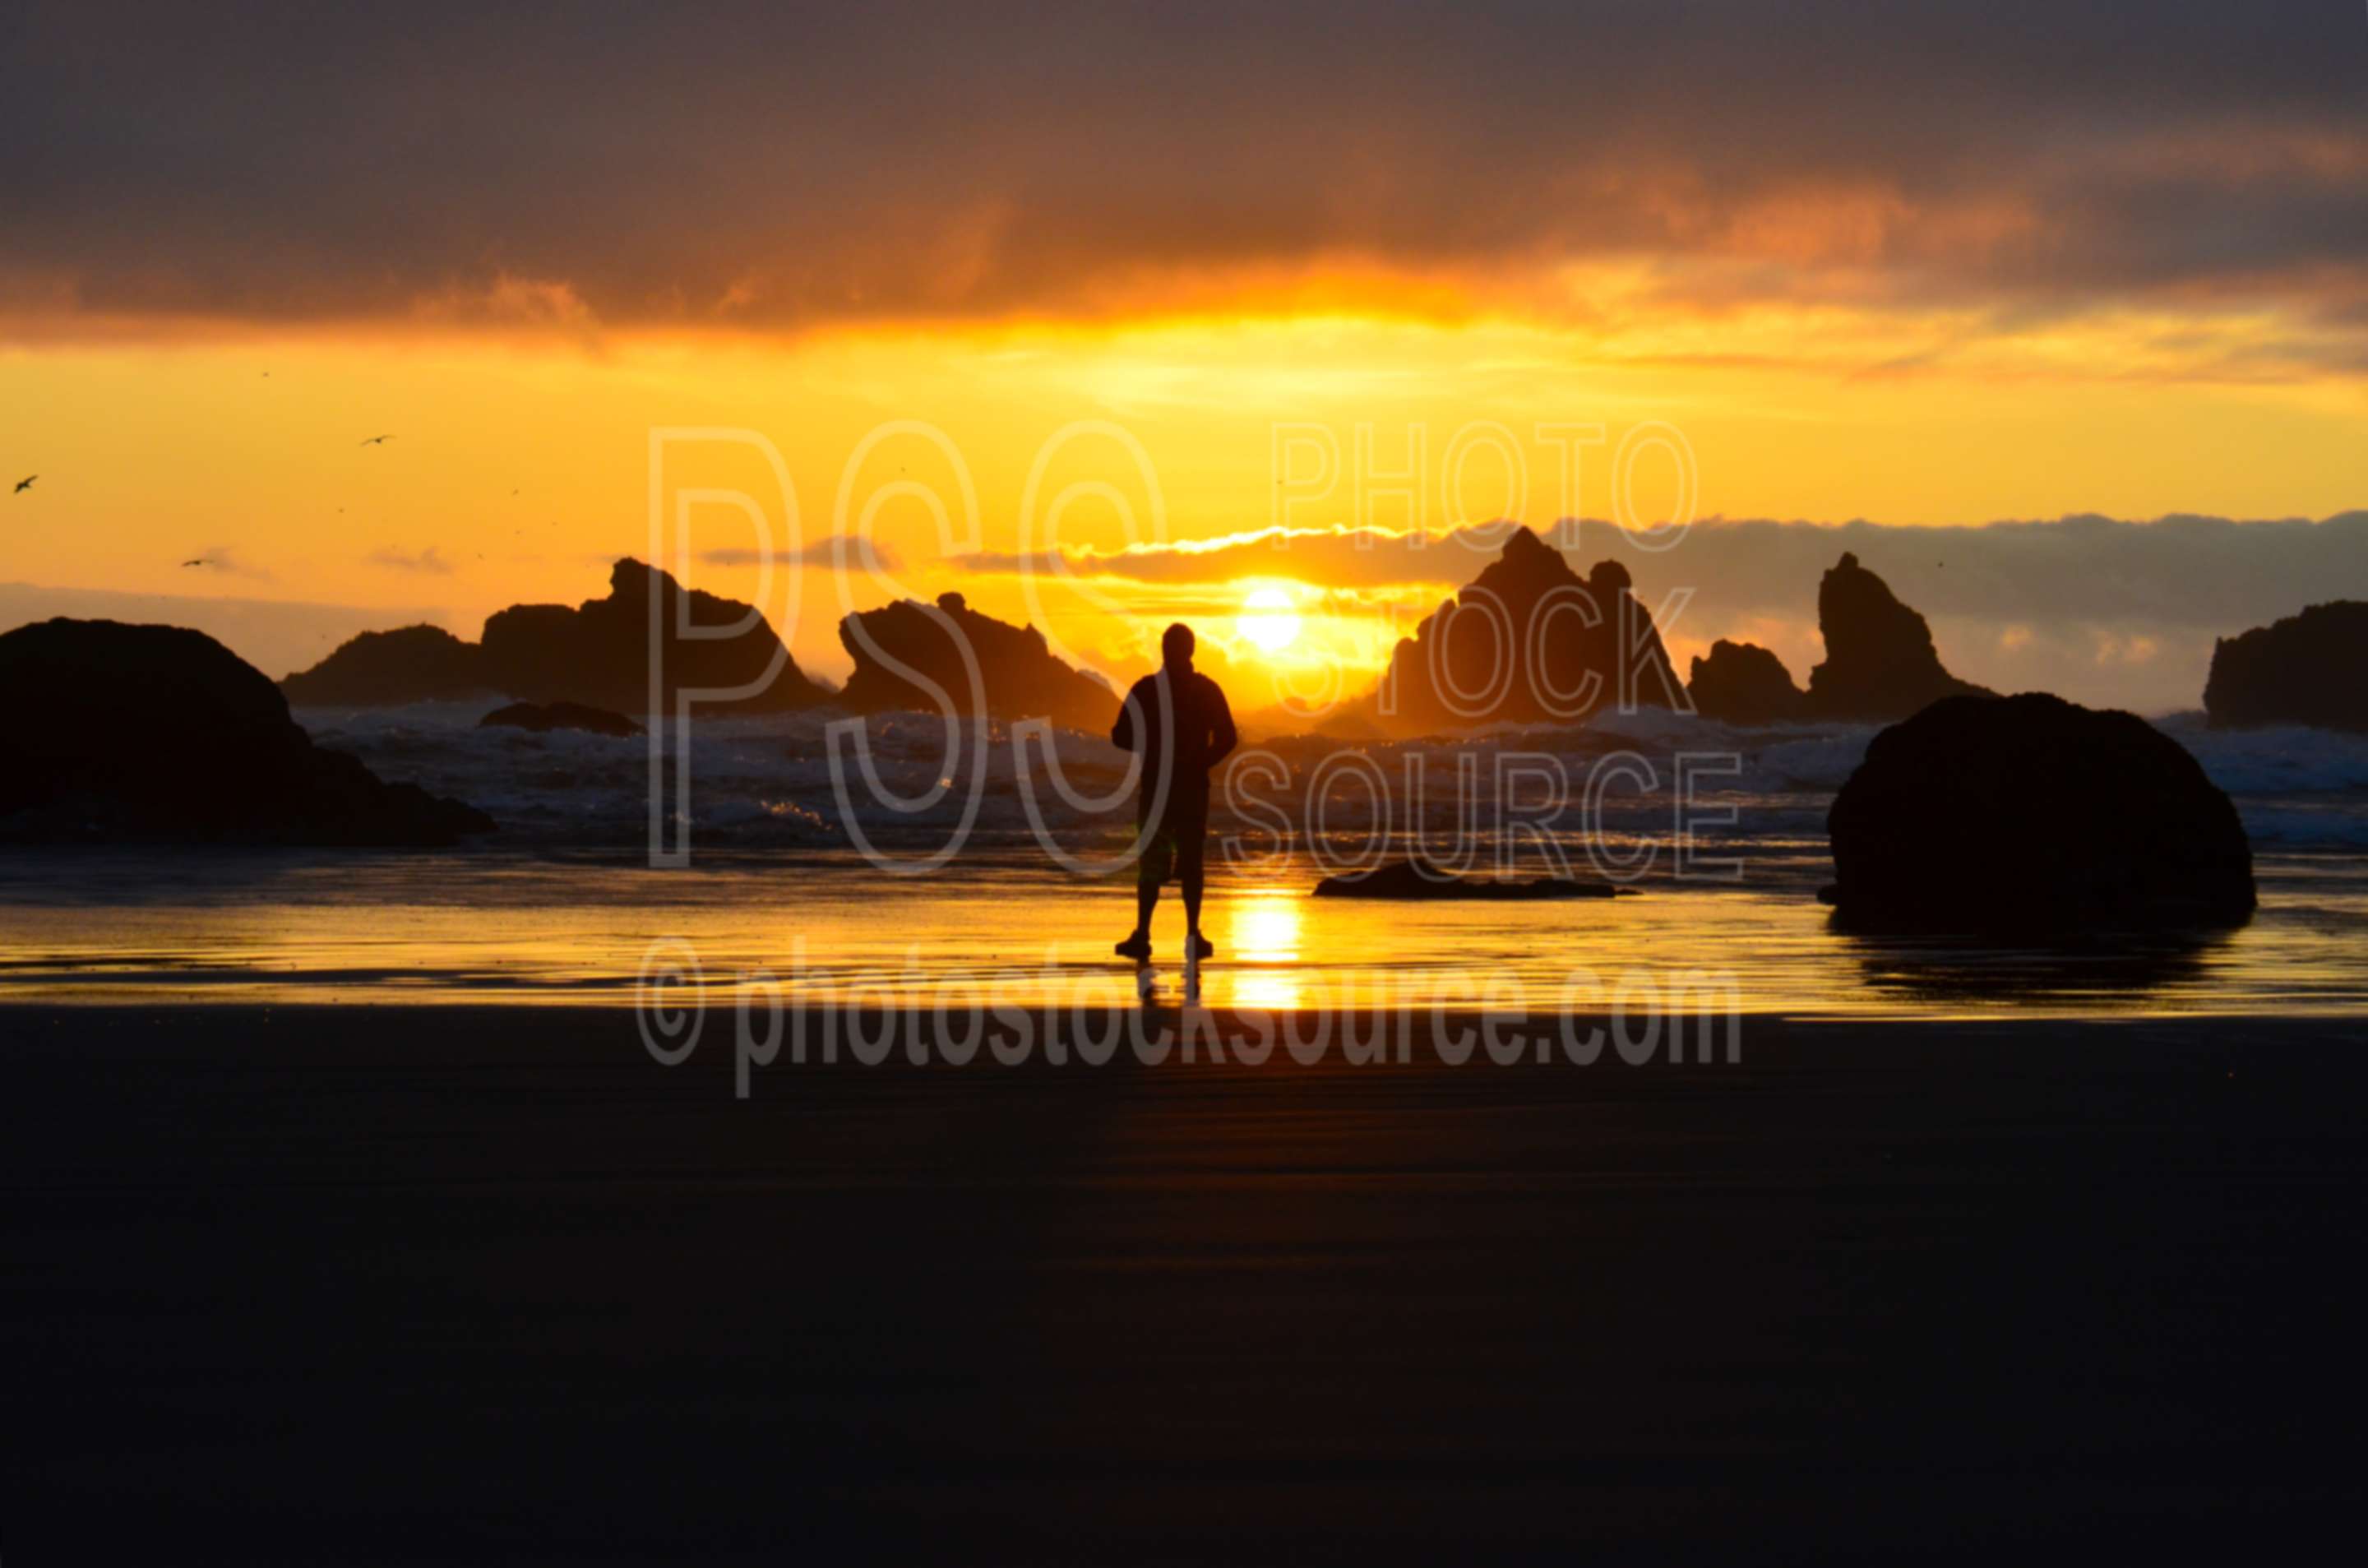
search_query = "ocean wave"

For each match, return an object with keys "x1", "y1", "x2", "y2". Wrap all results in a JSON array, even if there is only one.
[
  {"x1": 295, "y1": 701, "x2": 2368, "y2": 854},
  {"x1": 2156, "y1": 713, "x2": 2368, "y2": 797}
]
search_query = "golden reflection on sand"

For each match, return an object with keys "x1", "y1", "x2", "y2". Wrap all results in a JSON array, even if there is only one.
[{"x1": 1225, "y1": 887, "x2": 1306, "y2": 1011}]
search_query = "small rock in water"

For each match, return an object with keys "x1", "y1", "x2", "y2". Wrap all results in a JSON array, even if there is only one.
[
  {"x1": 478, "y1": 701, "x2": 645, "y2": 738},
  {"x1": 1313, "y1": 859, "x2": 1630, "y2": 900}
]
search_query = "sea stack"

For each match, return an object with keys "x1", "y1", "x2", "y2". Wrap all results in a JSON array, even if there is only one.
[
  {"x1": 2203, "y1": 601, "x2": 2368, "y2": 731},
  {"x1": 283, "y1": 558, "x2": 830, "y2": 715},
  {"x1": 836, "y1": 592, "x2": 1114, "y2": 729},
  {"x1": 1362, "y1": 527, "x2": 1686, "y2": 735},
  {"x1": 281, "y1": 624, "x2": 497, "y2": 706},
  {"x1": 1688, "y1": 640, "x2": 1806, "y2": 724},
  {"x1": 1805, "y1": 552, "x2": 1989, "y2": 721}
]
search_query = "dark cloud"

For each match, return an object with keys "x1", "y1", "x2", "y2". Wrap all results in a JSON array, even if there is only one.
[
  {"x1": 178, "y1": 544, "x2": 272, "y2": 582},
  {"x1": 702, "y1": 535, "x2": 901, "y2": 571},
  {"x1": 365, "y1": 544, "x2": 456, "y2": 575},
  {"x1": 4, "y1": 2, "x2": 2363, "y2": 345}
]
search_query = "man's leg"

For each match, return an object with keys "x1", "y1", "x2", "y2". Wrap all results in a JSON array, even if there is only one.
[
  {"x1": 1117, "y1": 827, "x2": 1169, "y2": 960},
  {"x1": 1180, "y1": 802, "x2": 1214, "y2": 960},
  {"x1": 1181, "y1": 855, "x2": 1205, "y2": 940},
  {"x1": 1135, "y1": 867, "x2": 1161, "y2": 938}
]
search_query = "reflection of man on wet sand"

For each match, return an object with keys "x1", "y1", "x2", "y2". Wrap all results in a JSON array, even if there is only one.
[{"x1": 1111, "y1": 623, "x2": 1237, "y2": 963}]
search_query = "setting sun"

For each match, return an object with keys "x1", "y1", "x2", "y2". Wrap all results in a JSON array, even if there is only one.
[{"x1": 1237, "y1": 583, "x2": 1304, "y2": 654}]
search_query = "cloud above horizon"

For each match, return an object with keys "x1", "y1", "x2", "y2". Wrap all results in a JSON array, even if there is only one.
[
  {"x1": 959, "y1": 512, "x2": 2368, "y2": 622},
  {"x1": 702, "y1": 535, "x2": 903, "y2": 573},
  {"x1": 6, "y1": 2, "x2": 2366, "y2": 377},
  {"x1": 960, "y1": 512, "x2": 2368, "y2": 713},
  {"x1": 178, "y1": 545, "x2": 271, "y2": 582},
  {"x1": 366, "y1": 544, "x2": 456, "y2": 576}
]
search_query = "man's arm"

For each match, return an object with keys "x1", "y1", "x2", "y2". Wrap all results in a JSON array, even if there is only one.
[
  {"x1": 1110, "y1": 687, "x2": 1137, "y2": 752},
  {"x1": 1205, "y1": 678, "x2": 1238, "y2": 765}
]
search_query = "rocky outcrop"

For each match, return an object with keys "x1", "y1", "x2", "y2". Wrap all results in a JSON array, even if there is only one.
[
  {"x1": 477, "y1": 701, "x2": 644, "y2": 738},
  {"x1": 1688, "y1": 640, "x2": 1806, "y2": 724},
  {"x1": 2203, "y1": 601, "x2": 2368, "y2": 731},
  {"x1": 837, "y1": 591, "x2": 1113, "y2": 729},
  {"x1": 281, "y1": 624, "x2": 496, "y2": 706},
  {"x1": 2, "y1": 618, "x2": 494, "y2": 845},
  {"x1": 281, "y1": 559, "x2": 829, "y2": 715},
  {"x1": 1805, "y1": 553, "x2": 1988, "y2": 721},
  {"x1": 1314, "y1": 859, "x2": 1630, "y2": 900},
  {"x1": 1362, "y1": 527, "x2": 1686, "y2": 735},
  {"x1": 1823, "y1": 692, "x2": 2254, "y2": 932},
  {"x1": 479, "y1": 558, "x2": 828, "y2": 714}
]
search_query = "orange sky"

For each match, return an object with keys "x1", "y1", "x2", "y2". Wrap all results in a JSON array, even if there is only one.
[
  {"x1": 7, "y1": 297, "x2": 2365, "y2": 703},
  {"x1": 7, "y1": 7, "x2": 2365, "y2": 710}
]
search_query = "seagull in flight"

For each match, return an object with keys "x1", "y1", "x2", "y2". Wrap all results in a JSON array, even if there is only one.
[
  {"x1": 13, "y1": 475, "x2": 34, "y2": 494},
  {"x1": 181, "y1": 557, "x2": 210, "y2": 568},
  {"x1": 359, "y1": 434, "x2": 394, "y2": 446}
]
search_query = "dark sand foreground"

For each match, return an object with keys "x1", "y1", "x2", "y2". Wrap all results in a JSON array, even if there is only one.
[{"x1": 4, "y1": 1004, "x2": 2363, "y2": 1561}]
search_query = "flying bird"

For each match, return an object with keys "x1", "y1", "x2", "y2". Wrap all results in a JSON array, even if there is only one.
[
  {"x1": 13, "y1": 475, "x2": 35, "y2": 494},
  {"x1": 181, "y1": 557, "x2": 210, "y2": 568},
  {"x1": 359, "y1": 434, "x2": 394, "y2": 446}
]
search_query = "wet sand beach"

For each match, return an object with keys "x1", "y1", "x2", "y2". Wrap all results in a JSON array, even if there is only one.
[{"x1": 4, "y1": 1003, "x2": 2361, "y2": 1561}]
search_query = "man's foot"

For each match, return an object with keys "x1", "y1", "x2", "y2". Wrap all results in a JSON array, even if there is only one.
[
  {"x1": 1114, "y1": 932, "x2": 1153, "y2": 961},
  {"x1": 1184, "y1": 932, "x2": 1217, "y2": 961}
]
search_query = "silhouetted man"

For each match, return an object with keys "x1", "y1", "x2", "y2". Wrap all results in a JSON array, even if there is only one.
[{"x1": 1111, "y1": 623, "x2": 1237, "y2": 962}]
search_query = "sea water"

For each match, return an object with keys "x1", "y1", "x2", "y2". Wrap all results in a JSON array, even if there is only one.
[{"x1": 1, "y1": 705, "x2": 2363, "y2": 1019}]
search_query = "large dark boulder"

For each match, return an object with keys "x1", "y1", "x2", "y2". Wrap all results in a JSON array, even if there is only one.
[
  {"x1": 281, "y1": 624, "x2": 494, "y2": 705},
  {"x1": 1806, "y1": 552, "x2": 1989, "y2": 721},
  {"x1": 281, "y1": 558, "x2": 829, "y2": 714},
  {"x1": 478, "y1": 701, "x2": 644, "y2": 738},
  {"x1": 2203, "y1": 601, "x2": 2368, "y2": 731},
  {"x1": 837, "y1": 592, "x2": 1112, "y2": 730},
  {"x1": 1361, "y1": 528, "x2": 1686, "y2": 735},
  {"x1": 1688, "y1": 640, "x2": 1806, "y2": 724},
  {"x1": 0, "y1": 618, "x2": 494, "y2": 845},
  {"x1": 1824, "y1": 692, "x2": 2253, "y2": 932}
]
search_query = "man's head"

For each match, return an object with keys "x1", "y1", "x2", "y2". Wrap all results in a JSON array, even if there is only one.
[{"x1": 1161, "y1": 622, "x2": 1196, "y2": 670}]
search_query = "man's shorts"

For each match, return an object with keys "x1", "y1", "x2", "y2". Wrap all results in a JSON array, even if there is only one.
[{"x1": 1137, "y1": 785, "x2": 1210, "y2": 888}]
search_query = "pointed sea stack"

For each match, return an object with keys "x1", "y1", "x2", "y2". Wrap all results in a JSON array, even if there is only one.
[{"x1": 1804, "y1": 552, "x2": 1989, "y2": 721}]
